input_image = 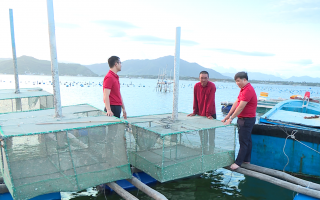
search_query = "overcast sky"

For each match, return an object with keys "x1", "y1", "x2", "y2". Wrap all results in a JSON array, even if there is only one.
[{"x1": 0, "y1": 0, "x2": 319, "y2": 78}]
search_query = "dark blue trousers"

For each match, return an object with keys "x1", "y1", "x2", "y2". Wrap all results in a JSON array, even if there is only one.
[
  {"x1": 235, "y1": 117, "x2": 256, "y2": 166},
  {"x1": 104, "y1": 105, "x2": 122, "y2": 118}
]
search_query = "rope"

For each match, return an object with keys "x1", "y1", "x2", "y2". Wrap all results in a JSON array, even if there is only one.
[
  {"x1": 283, "y1": 135, "x2": 291, "y2": 172},
  {"x1": 280, "y1": 126, "x2": 320, "y2": 172}
]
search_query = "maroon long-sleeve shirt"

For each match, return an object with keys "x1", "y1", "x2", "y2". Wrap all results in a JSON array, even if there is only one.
[{"x1": 192, "y1": 81, "x2": 216, "y2": 117}]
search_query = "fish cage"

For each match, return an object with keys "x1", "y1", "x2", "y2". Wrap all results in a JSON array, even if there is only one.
[
  {"x1": 126, "y1": 113, "x2": 236, "y2": 182},
  {"x1": 0, "y1": 88, "x2": 54, "y2": 114},
  {"x1": 0, "y1": 104, "x2": 131, "y2": 200}
]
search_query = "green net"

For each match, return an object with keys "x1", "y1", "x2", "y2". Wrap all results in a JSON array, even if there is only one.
[
  {"x1": 0, "y1": 88, "x2": 54, "y2": 114},
  {"x1": 0, "y1": 104, "x2": 131, "y2": 200},
  {"x1": 126, "y1": 113, "x2": 236, "y2": 182}
]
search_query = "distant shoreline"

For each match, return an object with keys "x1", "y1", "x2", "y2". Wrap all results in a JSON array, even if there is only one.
[
  {"x1": 1, "y1": 73, "x2": 320, "y2": 87},
  {"x1": 118, "y1": 75, "x2": 320, "y2": 87}
]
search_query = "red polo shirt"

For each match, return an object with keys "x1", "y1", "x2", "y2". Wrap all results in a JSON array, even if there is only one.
[
  {"x1": 103, "y1": 70, "x2": 122, "y2": 105},
  {"x1": 193, "y1": 81, "x2": 216, "y2": 117},
  {"x1": 236, "y1": 83, "x2": 257, "y2": 118}
]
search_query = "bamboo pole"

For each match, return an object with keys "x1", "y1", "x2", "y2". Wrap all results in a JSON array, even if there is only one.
[
  {"x1": 233, "y1": 167, "x2": 320, "y2": 199},
  {"x1": 127, "y1": 176, "x2": 168, "y2": 200},
  {"x1": 172, "y1": 27, "x2": 181, "y2": 122},
  {"x1": 106, "y1": 182, "x2": 139, "y2": 200},
  {"x1": 9, "y1": 9, "x2": 20, "y2": 94},
  {"x1": 241, "y1": 163, "x2": 320, "y2": 191},
  {"x1": 46, "y1": 0, "x2": 62, "y2": 118}
]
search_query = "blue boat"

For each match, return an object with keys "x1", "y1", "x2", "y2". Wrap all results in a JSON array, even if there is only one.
[
  {"x1": 0, "y1": 192, "x2": 61, "y2": 200},
  {"x1": 104, "y1": 172, "x2": 157, "y2": 192},
  {"x1": 294, "y1": 193, "x2": 320, "y2": 200},
  {"x1": 251, "y1": 99, "x2": 320, "y2": 178}
]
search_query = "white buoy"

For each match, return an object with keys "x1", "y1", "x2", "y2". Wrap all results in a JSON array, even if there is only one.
[
  {"x1": 9, "y1": 9, "x2": 19, "y2": 94},
  {"x1": 172, "y1": 27, "x2": 181, "y2": 122},
  {"x1": 46, "y1": 0, "x2": 62, "y2": 118}
]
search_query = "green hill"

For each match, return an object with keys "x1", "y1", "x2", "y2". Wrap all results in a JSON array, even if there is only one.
[
  {"x1": 0, "y1": 56, "x2": 98, "y2": 77},
  {"x1": 86, "y1": 55, "x2": 231, "y2": 79}
]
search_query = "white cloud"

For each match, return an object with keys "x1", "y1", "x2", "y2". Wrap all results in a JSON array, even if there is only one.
[{"x1": 0, "y1": 0, "x2": 319, "y2": 78}]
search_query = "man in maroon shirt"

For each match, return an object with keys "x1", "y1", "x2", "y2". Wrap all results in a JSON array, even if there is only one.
[
  {"x1": 222, "y1": 72, "x2": 257, "y2": 170},
  {"x1": 103, "y1": 56, "x2": 127, "y2": 119},
  {"x1": 187, "y1": 71, "x2": 216, "y2": 119},
  {"x1": 188, "y1": 71, "x2": 216, "y2": 154}
]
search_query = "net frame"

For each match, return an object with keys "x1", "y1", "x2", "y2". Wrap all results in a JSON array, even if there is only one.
[
  {"x1": 0, "y1": 88, "x2": 54, "y2": 114},
  {"x1": 0, "y1": 104, "x2": 131, "y2": 200},
  {"x1": 125, "y1": 113, "x2": 236, "y2": 182}
]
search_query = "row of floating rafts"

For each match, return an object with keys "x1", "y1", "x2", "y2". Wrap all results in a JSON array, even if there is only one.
[{"x1": 0, "y1": 80, "x2": 151, "y2": 88}]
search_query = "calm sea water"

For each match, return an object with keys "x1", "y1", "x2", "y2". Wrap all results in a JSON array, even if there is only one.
[{"x1": 1, "y1": 74, "x2": 320, "y2": 200}]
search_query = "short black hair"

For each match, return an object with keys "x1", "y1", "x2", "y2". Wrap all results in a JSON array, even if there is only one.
[
  {"x1": 199, "y1": 71, "x2": 209, "y2": 78},
  {"x1": 108, "y1": 56, "x2": 120, "y2": 68},
  {"x1": 234, "y1": 71, "x2": 248, "y2": 81}
]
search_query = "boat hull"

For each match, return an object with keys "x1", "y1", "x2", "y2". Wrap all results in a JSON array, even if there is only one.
[{"x1": 251, "y1": 124, "x2": 320, "y2": 178}]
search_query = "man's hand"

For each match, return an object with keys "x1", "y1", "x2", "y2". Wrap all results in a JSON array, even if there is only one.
[
  {"x1": 207, "y1": 116, "x2": 213, "y2": 119},
  {"x1": 221, "y1": 116, "x2": 229, "y2": 123},
  {"x1": 123, "y1": 110, "x2": 127, "y2": 120},
  {"x1": 106, "y1": 109, "x2": 114, "y2": 117},
  {"x1": 223, "y1": 118, "x2": 232, "y2": 125},
  {"x1": 187, "y1": 113, "x2": 196, "y2": 117}
]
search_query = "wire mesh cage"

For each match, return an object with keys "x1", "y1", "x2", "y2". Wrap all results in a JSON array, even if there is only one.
[
  {"x1": 126, "y1": 113, "x2": 236, "y2": 182},
  {"x1": 0, "y1": 104, "x2": 131, "y2": 200},
  {"x1": 0, "y1": 88, "x2": 54, "y2": 114}
]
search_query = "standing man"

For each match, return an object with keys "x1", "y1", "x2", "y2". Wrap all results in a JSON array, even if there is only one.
[
  {"x1": 188, "y1": 71, "x2": 216, "y2": 154},
  {"x1": 103, "y1": 56, "x2": 127, "y2": 119},
  {"x1": 187, "y1": 71, "x2": 216, "y2": 119},
  {"x1": 222, "y1": 72, "x2": 257, "y2": 170}
]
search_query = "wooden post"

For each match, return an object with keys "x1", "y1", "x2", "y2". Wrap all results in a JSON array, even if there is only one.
[
  {"x1": 9, "y1": 9, "x2": 19, "y2": 94},
  {"x1": 127, "y1": 176, "x2": 168, "y2": 200},
  {"x1": 46, "y1": 0, "x2": 62, "y2": 118},
  {"x1": 106, "y1": 182, "x2": 139, "y2": 200},
  {"x1": 172, "y1": 27, "x2": 181, "y2": 122}
]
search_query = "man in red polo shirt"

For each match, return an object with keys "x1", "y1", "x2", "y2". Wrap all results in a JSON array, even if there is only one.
[
  {"x1": 188, "y1": 71, "x2": 216, "y2": 154},
  {"x1": 222, "y1": 71, "x2": 257, "y2": 170},
  {"x1": 103, "y1": 56, "x2": 127, "y2": 119}
]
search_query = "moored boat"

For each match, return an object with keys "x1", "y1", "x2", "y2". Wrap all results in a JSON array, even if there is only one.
[{"x1": 251, "y1": 97, "x2": 320, "y2": 178}]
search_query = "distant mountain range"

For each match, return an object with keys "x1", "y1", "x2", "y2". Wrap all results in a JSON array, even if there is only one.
[
  {"x1": 86, "y1": 56, "x2": 231, "y2": 79},
  {"x1": 223, "y1": 72, "x2": 283, "y2": 81},
  {"x1": 0, "y1": 58, "x2": 11, "y2": 62},
  {"x1": 1, "y1": 56, "x2": 319, "y2": 83},
  {"x1": 222, "y1": 72, "x2": 320, "y2": 83},
  {"x1": 0, "y1": 56, "x2": 98, "y2": 77}
]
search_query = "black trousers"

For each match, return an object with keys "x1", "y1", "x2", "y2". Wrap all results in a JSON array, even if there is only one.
[
  {"x1": 235, "y1": 117, "x2": 256, "y2": 166},
  {"x1": 104, "y1": 105, "x2": 122, "y2": 118}
]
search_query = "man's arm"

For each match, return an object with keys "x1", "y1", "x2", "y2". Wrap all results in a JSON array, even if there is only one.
[
  {"x1": 223, "y1": 100, "x2": 248, "y2": 125},
  {"x1": 104, "y1": 88, "x2": 113, "y2": 117},
  {"x1": 221, "y1": 99, "x2": 238, "y2": 122},
  {"x1": 120, "y1": 95, "x2": 127, "y2": 119},
  {"x1": 206, "y1": 84, "x2": 216, "y2": 119},
  {"x1": 187, "y1": 85, "x2": 198, "y2": 116}
]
